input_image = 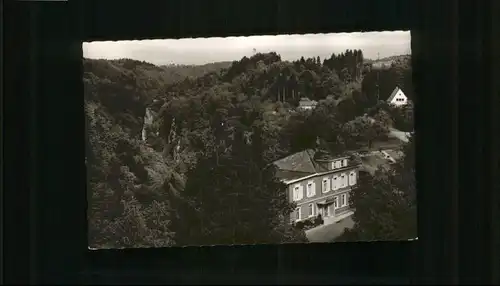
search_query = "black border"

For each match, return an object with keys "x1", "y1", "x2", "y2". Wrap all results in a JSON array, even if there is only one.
[{"x1": 3, "y1": 0, "x2": 499, "y2": 284}]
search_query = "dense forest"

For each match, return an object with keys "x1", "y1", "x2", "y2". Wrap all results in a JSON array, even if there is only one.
[{"x1": 84, "y1": 50, "x2": 415, "y2": 248}]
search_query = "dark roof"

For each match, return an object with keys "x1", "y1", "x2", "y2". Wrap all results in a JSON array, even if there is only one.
[
  {"x1": 273, "y1": 149, "x2": 318, "y2": 174},
  {"x1": 273, "y1": 149, "x2": 353, "y2": 181},
  {"x1": 275, "y1": 169, "x2": 313, "y2": 181}
]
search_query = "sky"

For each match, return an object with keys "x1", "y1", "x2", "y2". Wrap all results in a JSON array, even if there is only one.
[{"x1": 83, "y1": 30, "x2": 411, "y2": 66}]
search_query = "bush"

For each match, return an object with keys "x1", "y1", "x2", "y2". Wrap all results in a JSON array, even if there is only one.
[
  {"x1": 314, "y1": 214, "x2": 324, "y2": 225},
  {"x1": 295, "y1": 221, "x2": 304, "y2": 230},
  {"x1": 294, "y1": 214, "x2": 324, "y2": 231}
]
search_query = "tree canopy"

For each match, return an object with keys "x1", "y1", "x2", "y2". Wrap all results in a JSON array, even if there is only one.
[
  {"x1": 84, "y1": 50, "x2": 413, "y2": 247},
  {"x1": 336, "y1": 133, "x2": 416, "y2": 242}
]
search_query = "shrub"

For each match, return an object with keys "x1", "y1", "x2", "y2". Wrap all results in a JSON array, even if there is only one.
[{"x1": 314, "y1": 214, "x2": 324, "y2": 225}]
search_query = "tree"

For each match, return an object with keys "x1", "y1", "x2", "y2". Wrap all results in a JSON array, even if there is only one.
[
  {"x1": 340, "y1": 116, "x2": 389, "y2": 150},
  {"x1": 336, "y1": 97, "x2": 358, "y2": 123},
  {"x1": 390, "y1": 102, "x2": 414, "y2": 132},
  {"x1": 336, "y1": 134, "x2": 416, "y2": 242},
  {"x1": 281, "y1": 110, "x2": 318, "y2": 153},
  {"x1": 319, "y1": 68, "x2": 343, "y2": 100},
  {"x1": 171, "y1": 120, "x2": 307, "y2": 246},
  {"x1": 86, "y1": 101, "x2": 175, "y2": 248},
  {"x1": 373, "y1": 108, "x2": 394, "y2": 128}
]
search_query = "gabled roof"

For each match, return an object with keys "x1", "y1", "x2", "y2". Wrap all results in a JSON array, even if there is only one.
[{"x1": 386, "y1": 86, "x2": 404, "y2": 102}]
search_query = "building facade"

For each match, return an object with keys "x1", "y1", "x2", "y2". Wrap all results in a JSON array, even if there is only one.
[{"x1": 273, "y1": 149, "x2": 359, "y2": 225}]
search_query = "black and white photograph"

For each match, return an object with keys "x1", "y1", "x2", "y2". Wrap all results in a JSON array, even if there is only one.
[{"x1": 84, "y1": 30, "x2": 416, "y2": 249}]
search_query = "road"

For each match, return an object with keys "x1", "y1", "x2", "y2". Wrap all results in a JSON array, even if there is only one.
[{"x1": 305, "y1": 216, "x2": 355, "y2": 243}]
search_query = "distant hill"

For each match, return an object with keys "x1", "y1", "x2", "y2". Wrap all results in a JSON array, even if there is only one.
[
  {"x1": 87, "y1": 58, "x2": 233, "y2": 86},
  {"x1": 159, "y1": 62, "x2": 233, "y2": 83},
  {"x1": 364, "y1": 54, "x2": 411, "y2": 69}
]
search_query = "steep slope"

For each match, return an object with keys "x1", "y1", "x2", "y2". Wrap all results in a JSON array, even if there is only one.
[{"x1": 84, "y1": 51, "x2": 413, "y2": 248}]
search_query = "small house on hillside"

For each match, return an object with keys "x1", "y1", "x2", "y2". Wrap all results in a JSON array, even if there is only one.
[
  {"x1": 298, "y1": 97, "x2": 318, "y2": 110},
  {"x1": 386, "y1": 86, "x2": 408, "y2": 106}
]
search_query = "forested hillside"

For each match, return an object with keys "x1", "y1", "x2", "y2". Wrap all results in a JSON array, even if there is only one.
[
  {"x1": 159, "y1": 62, "x2": 233, "y2": 83},
  {"x1": 84, "y1": 50, "x2": 414, "y2": 248}
]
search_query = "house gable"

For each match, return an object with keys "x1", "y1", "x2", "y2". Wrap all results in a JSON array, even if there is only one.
[{"x1": 386, "y1": 86, "x2": 408, "y2": 105}]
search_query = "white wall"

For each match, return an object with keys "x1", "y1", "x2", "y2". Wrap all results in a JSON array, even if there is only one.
[{"x1": 390, "y1": 90, "x2": 407, "y2": 106}]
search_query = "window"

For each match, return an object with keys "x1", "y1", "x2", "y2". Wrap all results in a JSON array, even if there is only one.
[
  {"x1": 349, "y1": 171, "x2": 357, "y2": 186},
  {"x1": 322, "y1": 178, "x2": 330, "y2": 193},
  {"x1": 342, "y1": 159, "x2": 348, "y2": 167},
  {"x1": 331, "y1": 162, "x2": 335, "y2": 169},
  {"x1": 341, "y1": 193, "x2": 348, "y2": 207},
  {"x1": 335, "y1": 161, "x2": 341, "y2": 169},
  {"x1": 306, "y1": 181, "x2": 315, "y2": 197},
  {"x1": 333, "y1": 196, "x2": 339, "y2": 209},
  {"x1": 308, "y1": 203, "x2": 315, "y2": 217},
  {"x1": 340, "y1": 173, "x2": 347, "y2": 188},
  {"x1": 332, "y1": 175, "x2": 339, "y2": 190},
  {"x1": 293, "y1": 185, "x2": 302, "y2": 201},
  {"x1": 295, "y1": 207, "x2": 301, "y2": 221}
]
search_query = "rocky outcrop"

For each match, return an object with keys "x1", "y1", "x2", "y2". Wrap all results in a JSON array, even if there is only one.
[{"x1": 142, "y1": 107, "x2": 155, "y2": 142}]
